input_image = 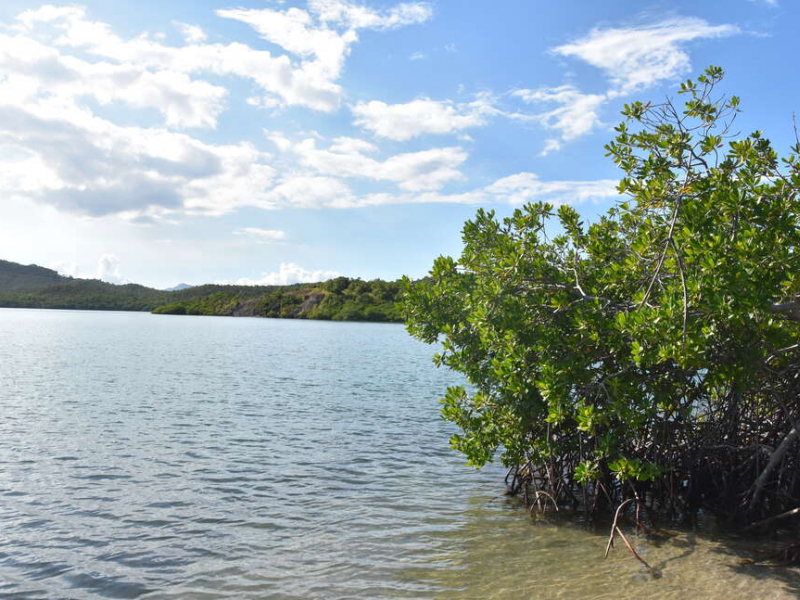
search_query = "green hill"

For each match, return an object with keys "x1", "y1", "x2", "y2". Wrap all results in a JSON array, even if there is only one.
[
  {"x1": 0, "y1": 259, "x2": 68, "y2": 292},
  {"x1": 153, "y1": 277, "x2": 402, "y2": 322},
  {"x1": 0, "y1": 260, "x2": 402, "y2": 322}
]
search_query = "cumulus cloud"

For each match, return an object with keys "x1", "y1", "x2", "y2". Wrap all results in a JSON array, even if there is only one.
[
  {"x1": 97, "y1": 253, "x2": 126, "y2": 283},
  {"x1": 176, "y1": 22, "x2": 208, "y2": 44},
  {"x1": 274, "y1": 173, "x2": 618, "y2": 209},
  {"x1": 512, "y1": 85, "x2": 606, "y2": 141},
  {"x1": 352, "y1": 173, "x2": 618, "y2": 207},
  {"x1": 0, "y1": 31, "x2": 228, "y2": 129},
  {"x1": 233, "y1": 227, "x2": 288, "y2": 240},
  {"x1": 264, "y1": 174, "x2": 357, "y2": 209},
  {"x1": 511, "y1": 16, "x2": 740, "y2": 152},
  {"x1": 52, "y1": 261, "x2": 80, "y2": 277},
  {"x1": 351, "y1": 95, "x2": 496, "y2": 140},
  {"x1": 216, "y1": 0, "x2": 431, "y2": 110},
  {"x1": 16, "y1": 1, "x2": 431, "y2": 115},
  {"x1": 254, "y1": 128, "x2": 615, "y2": 209},
  {"x1": 484, "y1": 173, "x2": 618, "y2": 205},
  {"x1": 308, "y1": 0, "x2": 433, "y2": 30},
  {"x1": 0, "y1": 2, "x2": 448, "y2": 220},
  {"x1": 0, "y1": 99, "x2": 277, "y2": 218},
  {"x1": 553, "y1": 17, "x2": 739, "y2": 94},
  {"x1": 275, "y1": 135, "x2": 468, "y2": 192},
  {"x1": 0, "y1": 3, "x2": 621, "y2": 220},
  {"x1": 233, "y1": 262, "x2": 340, "y2": 285}
]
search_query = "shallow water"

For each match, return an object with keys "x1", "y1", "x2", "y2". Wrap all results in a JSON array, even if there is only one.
[{"x1": 0, "y1": 308, "x2": 797, "y2": 599}]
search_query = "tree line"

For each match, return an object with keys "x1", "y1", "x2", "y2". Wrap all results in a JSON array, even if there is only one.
[
  {"x1": 0, "y1": 264, "x2": 403, "y2": 323},
  {"x1": 153, "y1": 277, "x2": 402, "y2": 322}
]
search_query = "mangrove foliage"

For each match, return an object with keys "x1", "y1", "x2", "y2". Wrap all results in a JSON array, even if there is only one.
[{"x1": 402, "y1": 67, "x2": 800, "y2": 557}]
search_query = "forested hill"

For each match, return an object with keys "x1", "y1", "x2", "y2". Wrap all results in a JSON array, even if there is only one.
[
  {"x1": 151, "y1": 277, "x2": 402, "y2": 322},
  {"x1": 0, "y1": 259, "x2": 66, "y2": 292},
  {"x1": 0, "y1": 259, "x2": 402, "y2": 322}
]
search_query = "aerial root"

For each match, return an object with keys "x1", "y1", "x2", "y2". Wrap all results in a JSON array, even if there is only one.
[{"x1": 604, "y1": 499, "x2": 656, "y2": 574}]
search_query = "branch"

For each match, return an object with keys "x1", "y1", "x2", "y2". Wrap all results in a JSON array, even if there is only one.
[
  {"x1": 750, "y1": 421, "x2": 800, "y2": 510},
  {"x1": 670, "y1": 238, "x2": 689, "y2": 347},
  {"x1": 639, "y1": 200, "x2": 682, "y2": 308},
  {"x1": 604, "y1": 499, "x2": 655, "y2": 573},
  {"x1": 744, "y1": 506, "x2": 800, "y2": 531},
  {"x1": 605, "y1": 499, "x2": 633, "y2": 557},
  {"x1": 770, "y1": 300, "x2": 800, "y2": 321}
]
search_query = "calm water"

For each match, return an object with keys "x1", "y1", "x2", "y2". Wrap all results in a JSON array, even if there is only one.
[{"x1": 0, "y1": 309, "x2": 798, "y2": 599}]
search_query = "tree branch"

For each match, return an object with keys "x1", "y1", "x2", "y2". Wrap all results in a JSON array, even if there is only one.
[
  {"x1": 750, "y1": 421, "x2": 800, "y2": 510},
  {"x1": 770, "y1": 300, "x2": 800, "y2": 321}
]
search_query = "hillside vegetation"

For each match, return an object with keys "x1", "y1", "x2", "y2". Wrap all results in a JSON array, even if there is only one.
[
  {"x1": 0, "y1": 260, "x2": 401, "y2": 322},
  {"x1": 153, "y1": 277, "x2": 402, "y2": 322},
  {"x1": 0, "y1": 259, "x2": 65, "y2": 292}
]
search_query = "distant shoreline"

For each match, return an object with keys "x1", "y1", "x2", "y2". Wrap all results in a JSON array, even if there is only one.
[
  {"x1": 0, "y1": 258, "x2": 405, "y2": 324},
  {"x1": 0, "y1": 305, "x2": 405, "y2": 325}
]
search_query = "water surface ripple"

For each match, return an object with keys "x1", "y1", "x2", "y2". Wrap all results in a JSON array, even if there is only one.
[{"x1": 0, "y1": 309, "x2": 797, "y2": 599}]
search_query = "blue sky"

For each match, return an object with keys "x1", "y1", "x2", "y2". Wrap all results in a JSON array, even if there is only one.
[{"x1": 0, "y1": 0, "x2": 795, "y2": 288}]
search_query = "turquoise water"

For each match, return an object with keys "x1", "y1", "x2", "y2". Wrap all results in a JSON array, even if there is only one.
[{"x1": 0, "y1": 309, "x2": 797, "y2": 599}]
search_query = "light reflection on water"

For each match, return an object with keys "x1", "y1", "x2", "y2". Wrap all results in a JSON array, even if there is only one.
[{"x1": 0, "y1": 308, "x2": 797, "y2": 599}]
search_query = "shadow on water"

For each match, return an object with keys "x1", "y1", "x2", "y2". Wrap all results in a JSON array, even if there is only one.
[
  {"x1": 394, "y1": 493, "x2": 800, "y2": 600},
  {"x1": 709, "y1": 531, "x2": 800, "y2": 597}
]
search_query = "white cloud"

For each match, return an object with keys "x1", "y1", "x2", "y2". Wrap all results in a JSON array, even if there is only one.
[
  {"x1": 0, "y1": 31, "x2": 228, "y2": 129},
  {"x1": 16, "y1": 2, "x2": 431, "y2": 115},
  {"x1": 0, "y1": 3, "x2": 619, "y2": 221},
  {"x1": 484, "y1": 173, "x2": 618, "y2": 206},
  {"x1": 51, "y1": 261, "x2": 80, "y2": 277},
  {"x1": 302, "y1": 172, "x2": 618, "y2": 208},
  {"x1": 266, "y1": 130, "x2": 293, "y2": 152},
  {"x1": 539, "y1": 139, "x2": 562, "y2": 157},
  {"x1": 217, "y1": 6, "x2": 355, "y2": 85},
  {"x1": 234, "y1": 227, "x2": 288, "y2": 240},
  {"x1": 287, "y1": 136, "x2": 468, "y2": 191},
  {"x1": 176, "y1": 22, "x2": 208, "y2": 44},
  {"x1": 553, "y1": 17, "x2": 739, "y2": 94},
  {"x1": 15, "y1": 5, "x2": 84, "y2": 29},
  {"x1": 513, "y1": 85, "x2": 606, "y2": 141},
  {"x1": 97, "y1": 253, "x2": 126, "y2": 283},
  {"x1": 409, "y1": 51, "x2": 426, "y2": 60},
  {"x1": 351, "y1": 95, "x2": 496, "y2": 140},
  {"x1": 234, "y1": 262, "x2": 340, "y2": 285},
  {"x1": 308, "y1": 0, "x2": 433, "y2": 30},
  {"x1": 0, "y1": 99, "x2": 277, "y2": 218},
  {"x1": 265, "y1": 175, "x2": 357, "y2": 209},
  {"x1": 215, "y1": 0, "x2": 431, "y2": 110}
]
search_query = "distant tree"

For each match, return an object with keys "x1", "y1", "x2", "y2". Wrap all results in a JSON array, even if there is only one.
[{"x1": 324, "y1": 277, "x2": 352, "y2": 294}]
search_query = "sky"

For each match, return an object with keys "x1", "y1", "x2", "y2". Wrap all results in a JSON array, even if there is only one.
[{"x1": 0, "y1": 0, "x2": 796, "y2": 288}]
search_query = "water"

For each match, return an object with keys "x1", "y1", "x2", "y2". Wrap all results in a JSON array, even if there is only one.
[{"x1": 0, "y1": 309, "x2": 798, "y2": 599}]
